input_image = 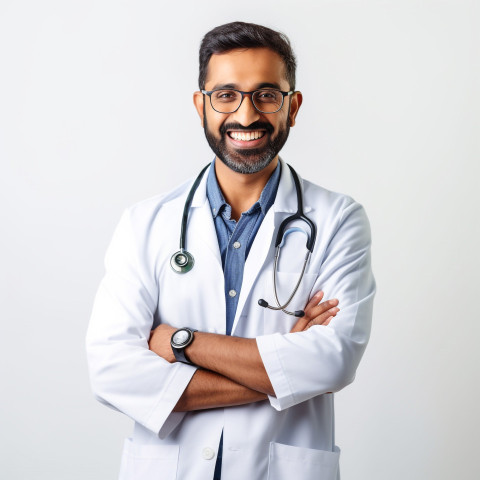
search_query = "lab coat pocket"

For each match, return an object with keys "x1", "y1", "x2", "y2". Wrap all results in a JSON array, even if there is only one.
[
  {"x1": 263, "y1": 272, "x2": 317, "y2": 334},
  {"x1": 267, "y1": 442, "x2": 340, "y2": 480},
  {"x1": 119, "y1": 438, "x2": 179, "y2": 480}
]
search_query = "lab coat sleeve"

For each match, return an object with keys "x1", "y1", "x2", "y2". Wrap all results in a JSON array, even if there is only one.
[
  {"x1": 86, "y1": 209, "x2": 197, "y2": 438},
  {"x1": 256, "y1": 199, "x2": 375, "y2": 410}
]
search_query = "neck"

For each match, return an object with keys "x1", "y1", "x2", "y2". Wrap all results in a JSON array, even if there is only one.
[{"x1": 214, "y1": 157, "x2": 279, "y2": 221}]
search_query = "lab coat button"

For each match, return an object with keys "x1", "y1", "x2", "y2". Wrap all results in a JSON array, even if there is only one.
[
  {"x1": 202, "y1": 447, "x2": 215, "y2": 460},
  {"x1": 229, "y1": 289, "x2": 237, "y2": 297},
  {"x1": 233, "y1": 241, "x2": 241, "y2": 249}
]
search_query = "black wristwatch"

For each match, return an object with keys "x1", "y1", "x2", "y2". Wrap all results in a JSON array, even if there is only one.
[{"x1": 170, "y1": 327, "x2": 197, "y2": 365}]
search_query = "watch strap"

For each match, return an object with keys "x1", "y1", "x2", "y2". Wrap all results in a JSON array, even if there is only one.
[{"x1": 172, "y1": 346, "x2": 191, "y2": 364}]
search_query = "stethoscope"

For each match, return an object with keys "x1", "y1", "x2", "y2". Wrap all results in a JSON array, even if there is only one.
[{"x1": 170, "y1": 163, "x2": 317, "y2": 318}]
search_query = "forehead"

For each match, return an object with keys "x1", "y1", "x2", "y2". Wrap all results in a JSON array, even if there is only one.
[{"x1": 204, "y1": 47, "x2": 288, "y2": 90}]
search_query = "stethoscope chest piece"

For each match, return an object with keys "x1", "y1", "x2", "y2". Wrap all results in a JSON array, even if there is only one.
[{"x1": 170, "y1": 249, "x2": 195, "y2": 274}]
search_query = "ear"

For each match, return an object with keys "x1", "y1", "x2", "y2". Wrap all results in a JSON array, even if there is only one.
[
  {"x1": 193, "y1": 91, "x2": 205, "y2": 127},
  {"x1": 288, "y1": 91, "x2": 303, "y2": 127}
]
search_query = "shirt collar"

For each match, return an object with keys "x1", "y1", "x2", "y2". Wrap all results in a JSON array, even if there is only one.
[{"x1": 206, "y1": 159, "x2": 281, "y2": 219}]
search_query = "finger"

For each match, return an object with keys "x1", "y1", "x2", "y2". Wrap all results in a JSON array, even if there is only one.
[
  {"x1": 290, "y1": 315, "x2": 310, "y2": 333},
  {"x1": 323, "y1": 316, "x2": 333, "y2": 326},
  {"x1": 306, "y1": 315, "x2": 334, "y2": 330},
  {"x1": 303, "y1": 302, "x2": 338, "y2": 327},
  {"x1": 304, "y1": 307, "x2": 339, "y2": 330},
  {"x1": 320, "y1": 306, "x2": 339, "y2": 321},
  {"x1": 292, "y1": 306, "x2": 338, "y2": 333},
  {"x1": 305, "y1": 298, "x2": 339, "y2": 318},
  {"x1": 304, "y1": 291, "x2": 324, "y2": 311},
  {"x1": 292, "y1": 295, "x2": 339, "y2": 333},
  {"x1": 291, "y1": 292, "x2": 323, "y2": 333}
]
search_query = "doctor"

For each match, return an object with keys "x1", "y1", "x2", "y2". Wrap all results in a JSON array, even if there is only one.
[{"x1": 87, "y1": 21, "x2": 375, "y2": 480}]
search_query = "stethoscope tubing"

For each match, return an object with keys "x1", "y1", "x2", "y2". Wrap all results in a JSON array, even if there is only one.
[
  {"x1": 170, "y1": 163, "x2": 209, "y2": 273},
  {"x1": 179, "y1": 163, "x2": 210, "y2": 250},
  {"x1": 275, "y1": 164, "x2": 317, "y2": 252},
  {"x1": 262, "y1": 248, "x2": 310, "y2": 317},
  {"x1": 171, "y1": 161, "x2": 316, "y2": 318}
]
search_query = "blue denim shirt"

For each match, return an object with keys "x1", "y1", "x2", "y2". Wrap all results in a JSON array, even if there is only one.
[{"x1": 206, "y1": 159, "x2": 281, "y2": 479}]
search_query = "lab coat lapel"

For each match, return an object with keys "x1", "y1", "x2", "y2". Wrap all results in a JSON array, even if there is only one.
[
  {"x1": 190, "y1": 199, "x2": 223, "y2": 270},
  {"x1": 231, "y1": 159, "x2": 306, "y2": 335},
  {"x1": 231, "y1": 208, "x2": 276, "y2": 335},
  {"x1": 189, "y1": 165, "x2": 223, "y2": 272}
]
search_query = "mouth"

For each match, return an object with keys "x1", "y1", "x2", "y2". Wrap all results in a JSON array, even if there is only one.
[
  {"x1": 227, "y1": 130, "x2": 266, "y2": 141},
  {"x1": 226, "y1": 129, "x2": 268, "y2": 148}
]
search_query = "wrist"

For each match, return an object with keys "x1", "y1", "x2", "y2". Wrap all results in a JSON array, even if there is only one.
[
  {"x1": 183, "y1": 330, "x2": 209, "y2": 366},
  {"x1": 170, "y1": 327, "x2": 197, "y2": 365}
]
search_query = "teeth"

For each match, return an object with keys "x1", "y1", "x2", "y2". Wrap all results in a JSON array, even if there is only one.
[{"x1": 229, "y1": 131, "x2": 264, "y2": 141}]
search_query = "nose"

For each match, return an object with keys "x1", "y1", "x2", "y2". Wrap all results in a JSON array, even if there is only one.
[{"x1": 232, "y1": 93, "x2": 261, "y2": 126}]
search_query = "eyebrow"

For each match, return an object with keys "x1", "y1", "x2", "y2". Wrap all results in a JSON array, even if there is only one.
[{"x1": 210, "y1": 82, "x2": 283, "y2": 90}]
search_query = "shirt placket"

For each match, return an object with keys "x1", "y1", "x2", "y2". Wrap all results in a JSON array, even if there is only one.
[{"x1": 223, "y1": 212, "x2": 257, "y2": 336}]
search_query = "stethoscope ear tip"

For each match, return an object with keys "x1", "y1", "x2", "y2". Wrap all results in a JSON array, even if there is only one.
[{"x1": 258, "y1": 299, "x2": 305, "y2": 318}]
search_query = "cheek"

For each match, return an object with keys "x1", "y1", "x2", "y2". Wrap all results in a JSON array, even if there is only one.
[
  {"x1": 273, "y1": 115, "x2": 289, "y2": 132},
  {"x1": 205, "y1": 112, "x2": 226, "y2": 137}
]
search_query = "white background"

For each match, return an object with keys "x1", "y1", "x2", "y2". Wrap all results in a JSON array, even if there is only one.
[{"x1": 1, "y1": 0, "x2": 478, "y2": 478}]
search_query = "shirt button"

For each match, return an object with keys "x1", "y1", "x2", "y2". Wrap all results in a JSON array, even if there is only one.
[
  {"x1": 229, "y1": 289, "x2": 237, "y2": 297},
  {"x1": 202, "y1": 447, "x2": 215, "y2": 460},
  {"x1": 233, "y1": 241, "x2": 241, "y2": 249}
]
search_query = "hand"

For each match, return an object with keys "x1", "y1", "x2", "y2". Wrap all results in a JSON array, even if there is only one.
[
  {"x1": 290, "y1": 291, "x2": 339, "y2": 333},
  {"x1": 148, "y1": 324, "x2": 177, "y2": 363}
]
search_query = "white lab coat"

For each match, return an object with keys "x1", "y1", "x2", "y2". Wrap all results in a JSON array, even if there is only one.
[{"x1": 86, "y1": 159, "x2": 375, "y2": 480}]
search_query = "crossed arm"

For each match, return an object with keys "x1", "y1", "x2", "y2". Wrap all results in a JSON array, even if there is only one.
[{"x1": 148, "y1": 291, "x2": 339, "y2": 412}]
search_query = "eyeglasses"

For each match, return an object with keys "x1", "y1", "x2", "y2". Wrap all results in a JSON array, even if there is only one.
[{"x1": 202, "y1": 88, "x2": 294, "y2": 114}]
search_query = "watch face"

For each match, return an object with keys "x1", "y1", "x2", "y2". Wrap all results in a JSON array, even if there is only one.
[{"x1": 172, "y1": 329, "x2": 190, "y2": 347}]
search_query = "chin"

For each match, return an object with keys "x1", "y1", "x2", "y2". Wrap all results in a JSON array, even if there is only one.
[{"x1": 218, "y1": 151, "x2": 276, "y2": 174}]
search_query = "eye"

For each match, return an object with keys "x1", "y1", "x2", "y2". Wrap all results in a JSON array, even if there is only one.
[
  {"x1": 213, "y1": 90, "x2": 238, "y2": 102},
  {"x1": 255, "y1": 90, "x2": 281, "y2": 103},
  {"x1": 258, "y1": 91, "x2": 276, "y2": 98}
]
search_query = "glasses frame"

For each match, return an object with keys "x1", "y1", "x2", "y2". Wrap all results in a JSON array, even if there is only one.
[{"x1": 201, "y1": 88, "x2": 294, "y2": 114}]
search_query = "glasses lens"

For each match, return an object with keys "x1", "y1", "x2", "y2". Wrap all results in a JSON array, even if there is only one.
[
  {"x1": 253, "y1": 90, "x2": 283, "y2": 113},
  {"x1": 210, "y1": 90, "x2": 242, "y2": 113}
]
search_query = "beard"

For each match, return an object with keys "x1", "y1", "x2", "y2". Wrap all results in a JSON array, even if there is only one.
[{"x1": 203, "y1": 115, "x2": 291, "y2": 174}]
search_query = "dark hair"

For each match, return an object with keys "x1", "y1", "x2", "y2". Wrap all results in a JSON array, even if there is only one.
[{"x1": 198, "y1": 21, "x2": 297, "y2": 90}]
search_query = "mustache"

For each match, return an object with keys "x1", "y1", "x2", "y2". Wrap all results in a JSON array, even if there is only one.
[{"x1": 220, "y1": 121, "x2": 274, "y2": 135}]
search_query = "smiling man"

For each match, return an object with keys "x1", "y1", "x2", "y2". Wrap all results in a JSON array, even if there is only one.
[
  {"x1": 200, "y1": 47, "x2": 294, "y2": 177},
  {"x1": 87, "y1": 22, "x2": 375, "y2": 480}
]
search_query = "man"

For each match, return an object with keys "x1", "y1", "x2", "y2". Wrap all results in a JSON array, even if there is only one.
[{"x1": 86, "y1": 21, "x2": 375, "y2": 480}]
